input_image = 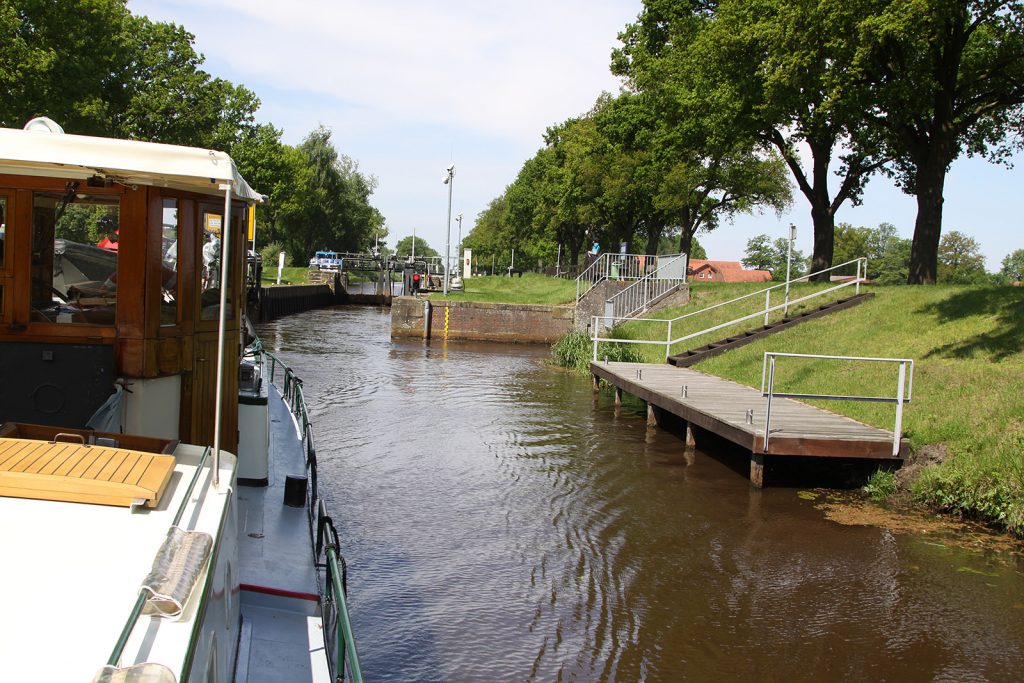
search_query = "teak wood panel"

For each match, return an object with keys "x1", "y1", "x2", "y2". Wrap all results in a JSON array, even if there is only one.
[{"x1": 0, "y1": 437, "x2": 175, "y2": 508}]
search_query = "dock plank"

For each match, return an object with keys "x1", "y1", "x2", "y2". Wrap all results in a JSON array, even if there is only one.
[{"x1": 591, "y1": 362, "x2": 907, "y2": 485}]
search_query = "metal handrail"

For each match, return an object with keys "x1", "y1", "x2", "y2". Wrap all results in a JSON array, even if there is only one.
[
  {"x1": 106, "y1": 447, "x2": 214, "y2": 670},
  {"x1": 760, "y1": 352, "x2": 914, "y2": 456},
  {"x1": 591, "y1": 258, "x2": 869, "y2": 360},
  {"x1": 260, "y1": 341, "x2": 363, "y2": 683},
  {"x1": 603, "y1": 254, "x2": 688, "y2": 322},
  {"x1": 576, "y1": 252, "x2": 679, "y2": 302}
]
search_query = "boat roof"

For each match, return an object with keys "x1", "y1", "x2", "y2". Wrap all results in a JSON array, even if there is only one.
[{"x1": 0, "y1": 126, "x2": 263, "y2": 202}]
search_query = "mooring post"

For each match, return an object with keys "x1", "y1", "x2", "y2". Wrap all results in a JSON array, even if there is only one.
[
  {"x1": 749, "y1": 453, "x2": 765, "y2": 488},
  {"x1": 614, "y1": 386, "x2": 623, "y2": 406}
]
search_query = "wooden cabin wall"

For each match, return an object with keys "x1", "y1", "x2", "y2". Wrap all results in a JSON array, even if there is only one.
[{"x1": 0, "y1": 173, "x2": 246, "y2": 454}]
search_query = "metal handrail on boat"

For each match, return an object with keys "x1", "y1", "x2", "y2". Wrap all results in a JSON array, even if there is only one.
[
  {"x1": 260, "y1": 342, "x2": 364, "y2": 683},
  {"x1": 105, "y1": 446, "x2": 213, "y2": 671}
]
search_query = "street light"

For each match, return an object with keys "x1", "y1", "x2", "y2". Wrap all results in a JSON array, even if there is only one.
[
  {"x1": 784, "y1": 223, "x2": 796, "y2": 316},
  {"x1": 443, "y1": 164, "x2": 455, "y2": 295},
  {"x1": 455, "y1": 212, "x2": 463, "y2": 277}
]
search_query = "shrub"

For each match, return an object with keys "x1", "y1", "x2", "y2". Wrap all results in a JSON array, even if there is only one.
[
  {"x1": 259, "y1": 241, "x2": 292, "y2": 268},
  {"x1": 552, "y1": 329, "x2": 645, "y2": 374}
]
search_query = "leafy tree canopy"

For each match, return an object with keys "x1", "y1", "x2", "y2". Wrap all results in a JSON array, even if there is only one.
[
  {"x1": 395, "y1": 235, "x2": 438, "y2": 259},
  {"x1": 937, "y1": 230, "x2": 988, "y2": 283}
]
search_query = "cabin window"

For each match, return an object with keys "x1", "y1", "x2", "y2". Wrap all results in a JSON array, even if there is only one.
[
  {"x1": 200, "y1": 210, "x2": 233, "y2": 321},
  {"x1": 31, "y1": 191, "x2": 119, "y2": 325},
  {"x1": 161, "y1": 199, "x2": 179, "y2": 325}
]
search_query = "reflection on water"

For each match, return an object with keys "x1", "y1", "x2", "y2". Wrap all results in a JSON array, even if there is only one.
[{"x1": 259, "y1": 306, "x2": 1024, "y2": 682}]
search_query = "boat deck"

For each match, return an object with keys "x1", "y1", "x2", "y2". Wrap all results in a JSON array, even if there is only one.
[
  {"x1": 236, "y1": 381, "x2": 330, "y2": 682},
  {"x1": 0, "y1": 444, "x2": 234, "y2": 681}
]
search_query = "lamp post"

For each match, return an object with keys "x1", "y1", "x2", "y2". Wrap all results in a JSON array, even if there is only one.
[
  {"x1": 455, "y1": 212, "x2": 463, "y2": 277},
  {"x1": 784, "y1": 223, "x2": 796, "y2": 316},
  {"x1": 443, "y1": 164, "x2": 455, "y2": 295}
]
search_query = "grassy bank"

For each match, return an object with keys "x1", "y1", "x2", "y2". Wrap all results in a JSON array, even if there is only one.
[
  {"x1": 436, "y1": 273, "x2": 577, "y2": 305},
  {"x1": 557, "y1": 282, "x2": 1024, "y2": 535},
  {"x1": 261, "y1": 266, "x2": 311, "y2": 285}
]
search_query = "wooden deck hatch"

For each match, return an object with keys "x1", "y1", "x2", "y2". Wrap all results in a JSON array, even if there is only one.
[{"x1": 0, "y1": 437, "x2": 175, "y2": 508}]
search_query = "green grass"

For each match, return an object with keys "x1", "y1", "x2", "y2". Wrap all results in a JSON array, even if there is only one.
[
  {"x1": 261, "y1": 266, "x2": 311, "y2": 286},
  {"x1": 435, "y1": 273, "x2": 577, "y2": 304},
  {"x1": 559, "y1": 280, "x2": 1024, "y2": 533},
  {"x1": 682, "y1": 284, "x2": 1024, "y2": 534},
  {"x1": 608, "y1": 281, "x2": 852, "y2": 362}
]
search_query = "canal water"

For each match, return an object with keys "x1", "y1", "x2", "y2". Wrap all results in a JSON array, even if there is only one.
[{"x1": 258, "y1": 306, "x2": 1023, "y2": 682}]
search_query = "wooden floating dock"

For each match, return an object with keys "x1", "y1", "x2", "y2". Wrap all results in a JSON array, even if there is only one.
[{"x1": 590, "y1": 361, "x2": 907, "y2": 487}]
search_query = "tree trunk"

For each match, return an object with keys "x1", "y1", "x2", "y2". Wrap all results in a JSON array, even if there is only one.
[
  {"x1": 908, "y1": 153, "x2": 947, "y2": 284},
  {"x1": 677, "y1": 208, "x2": 697, "y2": 257},
  {"x1": 808, "y1": 145, "x2": 835, "y2": 282},
  {"x1": 644, "y1": 225, "x2": 660, "y2": 256},
  {"x1": 809, "y1": 202, "x2": 834, "y2": 281}
]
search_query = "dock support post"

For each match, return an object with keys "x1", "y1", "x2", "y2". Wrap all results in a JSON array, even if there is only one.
[
  {"x1": 646, "y1": 402, "x2": 658, "y2": 427},
  {"x1": 684, "y1": 422, "x2": 695, "y2": 448},
  {"x1": 592, "y1": 374, "x2": 600, "y2": 392},
  {"x1": 749, "y1": 453, "x2": 765, "y2": 488},
  {"x1": 614, "y1": 387, "x2": 623, "y2": 406},
  {"x1": 422, "y1": 300, "x2": 432, "y2": 340}
]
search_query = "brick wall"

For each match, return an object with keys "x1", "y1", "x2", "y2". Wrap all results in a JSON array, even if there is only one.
[{"x1": 391, "y1": 297, "x2": 574, "y2": 343}]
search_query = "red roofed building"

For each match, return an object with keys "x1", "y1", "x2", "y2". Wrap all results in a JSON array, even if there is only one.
[{"x1": 688, "y1": 259, "x2": 773, "y2": 283}]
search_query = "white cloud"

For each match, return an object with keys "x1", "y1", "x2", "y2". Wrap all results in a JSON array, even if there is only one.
[{"x1": 134, "y1": 1, "x2": 633, "y2": 144}]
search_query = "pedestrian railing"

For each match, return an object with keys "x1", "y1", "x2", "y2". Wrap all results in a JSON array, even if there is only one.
[
  {"x1": 602, "y1": 254, "x2": 688, "y2": 324},
  {"x1": 591, "y1": 258, "x2": 869, "y2": 360},
  {"x1": 576, "y1": 252, "x2": 682, "y2": 302},
  {"x1": 760, "y1": 352, "x2": 913, "y2": 456}
]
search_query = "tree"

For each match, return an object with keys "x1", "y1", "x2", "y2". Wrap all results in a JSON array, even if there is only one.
[
  {"x1": 597, "y1": 91, "x2": 792, "y2": 258},
  {"x1": 937, "y1": 230, "x2": 988, "y2": 283},
  {"x1": 615, "y1": 0, "x2": 887, "y2": 280},
  {"x1": 873, "y1": 236, "x2": 913, "y2": 284},
  {"x1": 230, "y1": 124, "x2": 305, "y2": 247},
  {"x1": 856, "y1": 1, "x2": 1024, "y2": 284},
  {"x1": 999, "y1": 248, "x2": 1024, "y2": 281},
  {"x1": 742, "y1": 235, "x2": 777, "y2": 271},
  {"x1": 279, "y1": 126, "x2": 384, "y2": 262},
  {"x1": 394, "y1": 235, "x2": 437, "y2": 258},
  {"x1": 114, "y1": 16, "x2": 259, "y2": 148},
  {"x1": 1, "y1": 0, "x2": 134, "y2": 134},
  {"x1": 743, "y1": 234, "x2": 806, "y2": 279}
]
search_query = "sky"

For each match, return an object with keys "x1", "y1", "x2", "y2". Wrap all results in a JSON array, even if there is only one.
[{"x1": 130, "y1": 0, "x2": 1023, "y2": 272}]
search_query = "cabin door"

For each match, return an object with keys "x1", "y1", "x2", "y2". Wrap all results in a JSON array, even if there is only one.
[{"x1": 187, "y1": 203, "x2": 242, "y2": 453}]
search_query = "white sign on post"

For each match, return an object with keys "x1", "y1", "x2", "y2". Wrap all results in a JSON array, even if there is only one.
[
  {"x1": 463, "y1": 249, "x2": 473, "y2": 278},
  {"x1": 277, "y1": 251, "x2": 286, "y2": 285}
]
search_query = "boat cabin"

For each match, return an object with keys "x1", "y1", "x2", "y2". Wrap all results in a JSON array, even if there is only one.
[{"x1": 0, "y1": 121, "x2": 262, "y2": 452}]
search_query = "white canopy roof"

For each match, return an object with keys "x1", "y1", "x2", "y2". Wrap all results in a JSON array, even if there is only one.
[{"x1": 0, "y1": 127, "x2": 263, "y2": 202}]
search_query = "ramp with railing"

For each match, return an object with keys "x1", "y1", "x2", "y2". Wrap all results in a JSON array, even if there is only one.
[
  {"x1": 602, "y1": 253, "x2": 688, "y2": 323},
  {"x1": 591, "y1": 258, "x2": 870, "y2": 362},
  {"x1": 575, "y1": 252, "x2": 685, "y2": 302}
]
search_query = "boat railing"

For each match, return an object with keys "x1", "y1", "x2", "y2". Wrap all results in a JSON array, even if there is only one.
[
  {"x1": 262, "y1": 344, "x2": 364, "y2": 683},
  {"x1": 103, "y1": 447, "x2": 213, "y2": 677}
]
